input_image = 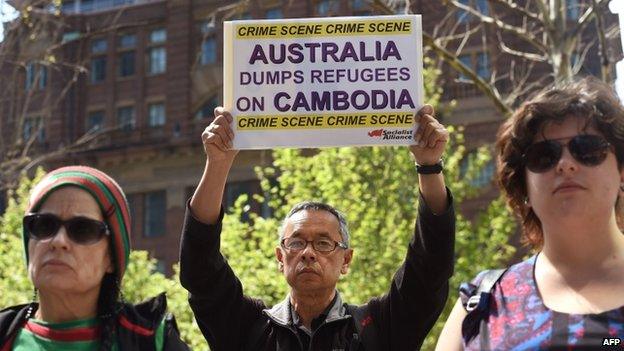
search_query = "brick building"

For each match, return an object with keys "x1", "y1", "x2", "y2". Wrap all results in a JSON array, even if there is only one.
[{"x1": 0, "y1": 0, "x2": 620, "y2": 273}]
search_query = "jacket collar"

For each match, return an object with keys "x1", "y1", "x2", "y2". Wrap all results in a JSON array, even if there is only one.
[{"x1": 263, "y1": 291, "x2": 349, "y2": 327}]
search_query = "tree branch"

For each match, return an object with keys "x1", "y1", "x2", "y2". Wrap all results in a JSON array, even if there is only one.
[
  {"x1": 447, "y1": 0, "x2": 548, "y2": 52},
  {"x1": 489, "y1": 0, "x2": 541, "y2": 22},
  {"x1": 569, "y1": 0, "x2": 608, "y2": 41},
  {"x1": 423, "y1": 32, "x2": 512, "y2": 117}
]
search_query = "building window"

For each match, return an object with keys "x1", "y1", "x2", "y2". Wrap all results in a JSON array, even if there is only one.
[
  {"x1": 457, "y1": 52, "x2": 490, "y2": 80},
  {"x1": 458, "y1": 54, "x2": 471, "y2": 80},
  {"x1": 117, "y1": 106, "x2": 135, "y2": 131},
  {"x1": 64, "y1": 0, "x2": 134, "y2": 13},
  {"x1": 90, "y1": 38, "x2": 107, "y2": 83},
  {"x1": 25, "y1": 63, "x2": 46, "y2": 90},
  {"x1": 118, "y1": 34, "x2": 136, "y2": 49},
  {"x1": 457, "y1": 0, "x2": 470, "y2": 23},
  {"x1": 144, "y1": 191, "x2": 166, "y2": 237},
  {"x1": 91, "y1": 38, "x2": 108, "y2": 53},
  {"x1": 567, "y1": 0, "x2": 580, "y2": 20},
  {"x1": 148, "y1": 103, "x2": 166, "y2": 127},
  {"x1": 147, "y1": 47, "x2": 166, "y2": 75},
  {"x1": 460, "y1": 156, "x2": 495, "y2": 188},
  {"x1": 351, "y1": 0, "x2": 371, "y2": 15},
  {"x1": 200, "y1": 19, "x2": 215, "y2": 35},
  {"x1": 118, "y1": 51, "x2": 135, "y2": 77},
  {"x1": 224, "y1": 180, "x2": 256, "y2": 210},
  {"x1": 265, "y1": 7, "x2": 283, "y2": 19},
  {"x1": 195, "y1": 95, "x2": 219, "y2": 120},
  {"x1": 316, "y1": 0, "x2": 339, "y2": 16},
  {"x1": 113, "y1": 0, "x2": 134, "y2": 6},
  {"x1": 62, "y1": 31, "x2": 80, "y2": 43},
  {"x1": 87, "y1": 110, "x2": 105, "y2": 132},
  {"x1": 201, "y1": 37, "x2": 217, "y2": 65},
  {"x1": 91, "y1": 56, "x2": 107, "y2": 83},
  {"x1": 38, "y1": 66, "x2": 47, "y2": 89},
  {"x1": 80, "y1": 0, "x2": 94, "y2": 12},
  {"x1": 154, "y1": 259, "x2": 166, "y2": 274},
  {"x1": 117, "y1": 34, "x2": 135, "y2": 77},
  {"x1": 23, "y1": 117, "x2": 44, "y2": 142},
  {"x1": 61, "y1": 0, "x2": 77, "y2": 13},
  {"x1": 476, "y1": 52, "x2": 490, "y2": 79},
  {"x1": 457, "y1": 0, "x2": 488, "y2": 23},
  {"x1": 475, "y1": 0, "x2": 489, "y2": 15},
  {"x1": 149, "y1": 28, "x2": 166, "y2": 43},
  {"x1": 147, "y1": 28, "x2": 166, "y2": 75},
  {"x1": 25, "y1": 63, "x2": 35, "y2": 90}
]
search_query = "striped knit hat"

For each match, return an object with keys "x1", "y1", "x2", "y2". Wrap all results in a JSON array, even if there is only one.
[{"x1": 24, "y1": 166, "x2": 132, "y2": 280}]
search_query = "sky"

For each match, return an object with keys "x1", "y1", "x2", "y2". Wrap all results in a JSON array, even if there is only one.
[{"x1": 0, "y1": 0, "x2": 18, "y2": 42}]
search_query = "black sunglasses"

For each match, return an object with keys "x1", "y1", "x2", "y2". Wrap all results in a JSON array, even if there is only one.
[
  {"x1": 523, "y1": 134, "x2": 611, "y2": 173},
  {"x1": 23, "y1": 213, "x2": 109, "y2": 245}
]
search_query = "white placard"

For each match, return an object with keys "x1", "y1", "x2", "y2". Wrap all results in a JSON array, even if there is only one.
[{"x1": 223, "y1": 15, "x2": 424, "y2": 149}]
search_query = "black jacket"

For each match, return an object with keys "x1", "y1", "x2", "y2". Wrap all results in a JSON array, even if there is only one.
[
  {"x1": 180, "y1": 191, "x2": 455, "y2": 351},
  {"x1": 0, "y1": 293, "x2": 190, "y2": 350}
]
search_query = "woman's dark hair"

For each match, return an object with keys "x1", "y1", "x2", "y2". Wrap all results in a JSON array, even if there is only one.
[
  {"x1": 496, "y1": 77, "x2": 624, "y2": 249},
  {"x1": 97, "y1": 271, "x2": 121, "y2": 351}
]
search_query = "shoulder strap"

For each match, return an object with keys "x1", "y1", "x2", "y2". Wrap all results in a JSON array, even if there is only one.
[
  {"x1": 464, "y1": 268, "x2": 506, "y2": 312},
  {"x1": 461, "y1": 268, "x2": 506, "y2": 346},
  {"x1": 346, "y1": 304, "x2": 379, "y2": 351}
]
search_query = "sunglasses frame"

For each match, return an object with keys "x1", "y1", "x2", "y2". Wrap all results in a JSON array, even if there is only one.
[
  {"x1": 23, "y1": 213, "x2": 110, "y2": 245},
  {"x1": 522, "y1": 134, "x2": 611, "y2": 173}
]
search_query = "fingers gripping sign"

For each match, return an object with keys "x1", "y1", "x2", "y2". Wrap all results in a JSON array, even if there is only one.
[
  {"x1": 410, "y1": 104, "x2": 449, "y2": 166},
  {"x1": 202, "y1": 107, "x2": 239, "y2": 163}
]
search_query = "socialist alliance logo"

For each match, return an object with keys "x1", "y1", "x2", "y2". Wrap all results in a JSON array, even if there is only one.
[{"x1": 367, "y1": 129, "x2": 412, "y2": 140}]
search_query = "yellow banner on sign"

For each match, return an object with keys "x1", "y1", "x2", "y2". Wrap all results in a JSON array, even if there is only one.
[
  {"x1": 235, "y1": 20, "x2": 412, "y2": 39},
  {"x1": 236, "y1": 112, "x2": 414, "y2": 130}
]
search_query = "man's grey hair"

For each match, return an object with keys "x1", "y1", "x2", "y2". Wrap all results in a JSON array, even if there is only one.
[{"x1": 278, "y1": 201, "x2": 350, "y2": 248}]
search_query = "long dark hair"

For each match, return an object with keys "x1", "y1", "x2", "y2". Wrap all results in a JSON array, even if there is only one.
[{"x1": 97, "y1": 271, "x2": 121, "y2": 351}]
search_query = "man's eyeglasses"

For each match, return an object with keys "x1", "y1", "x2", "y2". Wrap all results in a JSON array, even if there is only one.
[
  {"x1": 280, "y1": 237, "x2": 348, "y2": 253},
  {"x1": 523, "y1": 134, "x2": 611, "y2": 173},
  {"x1": 23, "y1": 213, "x2": 110, "y2": 245}
]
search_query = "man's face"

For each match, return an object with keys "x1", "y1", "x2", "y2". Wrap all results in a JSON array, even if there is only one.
[{"x1": 276, "y1": 209, "x2": 353, "y2": 294}]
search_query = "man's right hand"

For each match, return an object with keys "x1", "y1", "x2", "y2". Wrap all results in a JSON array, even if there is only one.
[
  {"x1": 190, "y1": 107, "x2": 238, "y2": 224},
  {"x1": 202, "y1": 107, "x2": 239, "y2": 164}
]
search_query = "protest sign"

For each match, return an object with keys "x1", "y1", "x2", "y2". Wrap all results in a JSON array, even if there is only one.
[{"x1": 223, "y1": 15, "x2": 423, "y2": 149}]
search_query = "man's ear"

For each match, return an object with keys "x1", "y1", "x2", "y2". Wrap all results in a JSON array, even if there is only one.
[
  {"x1": 275, "y1": 246, "x2": 284, "y2": 272},
  {"x1": 340, "y1": 249, "x2": 353, "y2": 275}
]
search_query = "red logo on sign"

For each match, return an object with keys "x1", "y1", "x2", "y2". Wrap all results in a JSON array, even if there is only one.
[{"x1": 368, "y1": 129, "x2": 383, "y2": 137}]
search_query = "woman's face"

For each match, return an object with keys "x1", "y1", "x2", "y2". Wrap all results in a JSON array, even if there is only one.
[
  {"x1": 28, "y1": 187, "x2": 113, "y2": 295},
  {"x1": 525, "y1": 116, "x2": 624, "y2": 230}
]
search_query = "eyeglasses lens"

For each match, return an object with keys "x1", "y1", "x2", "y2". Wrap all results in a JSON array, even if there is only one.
[
  {"x1": 24, "y1": 214, "x2": 107, "y2": 245},
  {"x1": 525, "y1": 135, "x2": 610, "y2": 173},
  {"x1": 569, "y1": 135, "x2": 609, "y2": 166}
]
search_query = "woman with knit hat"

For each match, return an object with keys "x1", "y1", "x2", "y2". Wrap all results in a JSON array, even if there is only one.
[{"x1": 0, "y1": 166, "x2": 190, "y2": 350}]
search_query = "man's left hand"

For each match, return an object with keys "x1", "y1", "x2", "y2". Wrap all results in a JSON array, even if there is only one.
[{"x1": 410, "y1": 104, "x2": 449, "y2": 165}]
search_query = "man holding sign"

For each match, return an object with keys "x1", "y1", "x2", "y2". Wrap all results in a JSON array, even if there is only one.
[{"x1": 179, "y1": 104, "x2": 455, "y2": 350}]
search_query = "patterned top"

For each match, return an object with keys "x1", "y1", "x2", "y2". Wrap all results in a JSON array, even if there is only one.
[
  {"x1": 11, "y1": 318, "x2": 119, "y2": 351},
  {"x1": 463, "y1": 255, "x2": 624, "y2": 350}
]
